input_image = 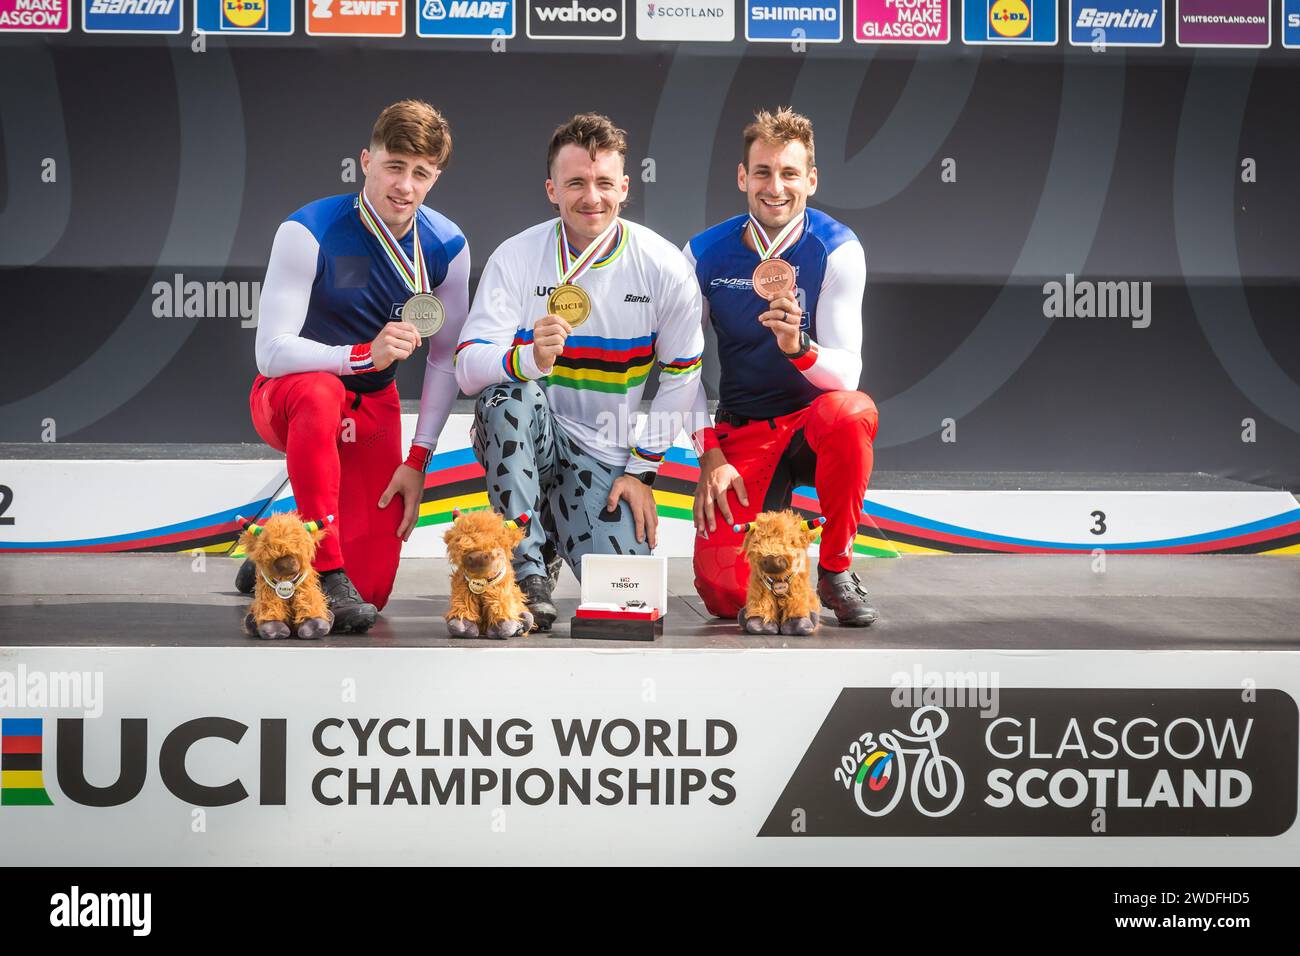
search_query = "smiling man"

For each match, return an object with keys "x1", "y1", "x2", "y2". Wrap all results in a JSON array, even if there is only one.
[
  {"x1": 237, "y1": 100, "x2": 470, "y2": 633},
  {"x1": 455, "y1": 113, "x2": 704, "y2": 630},
  {"x1": 688, "y1": 107, "x2": 880, "y2": 633}
]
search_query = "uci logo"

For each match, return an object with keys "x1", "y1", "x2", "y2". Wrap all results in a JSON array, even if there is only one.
[{"x1": 989, "y1": 0, "x2": 1030, "y2": 38}]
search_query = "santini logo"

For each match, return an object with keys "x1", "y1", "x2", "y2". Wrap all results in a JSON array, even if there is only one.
[
  {"x1": 536, "y1": 0, "x2": 618, "y2": 19},
  {"x1": 50, "y1": 886, "x2": 151, "y2": 937},
  {"x1": 1074, "y1": 6, "x2": 1156, "y2": 29},
  {"x1": 88, "y1": 0, "x2": 174, "y2": 12}
]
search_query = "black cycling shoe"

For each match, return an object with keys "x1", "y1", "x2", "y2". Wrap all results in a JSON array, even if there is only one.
[
  {"x1": 519, "y1": 574, "x2": 557, "y2": 632},
  {"x1": 816, "y1": 567, "x2": 879, "y2": 627},
  {"x1": 320, "y1": 569, "x2": 378, "y2": 634},
  {"x1": 235, "y1": 558, "x2": 256, "y2": 595},
  {"x1": 543, "y1": 542, "x2": 564, "y2": 592}
]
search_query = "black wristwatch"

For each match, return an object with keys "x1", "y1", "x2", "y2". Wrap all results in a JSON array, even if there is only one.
[
  {"x1": 633, "y1": 471, "x2": 656, "y2": 488},
  {"x1": 782, "y1": 330, "x2": 812, "y2": 359}
]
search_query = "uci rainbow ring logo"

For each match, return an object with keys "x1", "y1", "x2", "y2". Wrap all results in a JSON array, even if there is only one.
[
  {"x1": 858, "y1": 750, "x2": 895, "y2": 792},
  {"x1": 989, "y1": 0, "x2": 1029, "y2": 37},
  {"x1": 223, "y1": 0, "x2": 266, "y2": 28}
]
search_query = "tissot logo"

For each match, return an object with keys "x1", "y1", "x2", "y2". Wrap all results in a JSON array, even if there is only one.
[
  {"x1": 527, "y1": 0, "x2": 624, "y2": 36},
  {"x1": 760, "y1": 688, "x2": 1299, "y2": 836}
]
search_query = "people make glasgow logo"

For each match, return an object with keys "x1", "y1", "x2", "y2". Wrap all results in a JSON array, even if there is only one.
[{"x1": 760, "y1": 688, "x2": 1298, "y2": 836}]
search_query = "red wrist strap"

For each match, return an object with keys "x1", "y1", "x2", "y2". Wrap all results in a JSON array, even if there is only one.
[
  {"x1": 404, "y1": 444, "x2": 433, "y2": 473},
  {"x1": 348, "y1": 343, "x2": 376, "y2": 375},
  {"x1": 789, "y1": 340, "x2": 819, "y2": 371},
  {"x1": 692, "y1": 427, "x2": 720, "y2": 456}
]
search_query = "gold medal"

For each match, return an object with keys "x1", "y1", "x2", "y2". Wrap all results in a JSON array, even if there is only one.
[
  {"x1": 547, "y1": 283, "x2": 591, "y2": 328},
  {"x1": 401, "y1": 292, "x2": 445, "y2": 337}
]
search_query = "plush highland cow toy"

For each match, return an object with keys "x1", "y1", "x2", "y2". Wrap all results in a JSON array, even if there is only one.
[
  {"x1": 733, "y1": 511, "x2": 826, "y2": 636},
  {"x1": 237, "y1": 512, "x2": 334, "y2": 640},
  {"x1": 444, "y1": 508, "x2": 535, "y2": 639}
]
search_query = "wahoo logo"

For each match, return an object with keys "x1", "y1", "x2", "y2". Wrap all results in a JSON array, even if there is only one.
[
  {"x1": 2, "y1": 718, "x2": 54, "y2": 805},
  {"x1": 526, "y1": 0, "x2": 623, "y2": 36}
]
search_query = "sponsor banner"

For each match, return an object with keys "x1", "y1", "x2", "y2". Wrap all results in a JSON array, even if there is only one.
[
  {"x1": 854, "y1": 0, "x2": 949, "y2": 44},
  {"x1": 1282, "y1": 0, "x2": 1299, "y2": 48},
  {"x1": 526, "y1": 0, "x2": 625, "y2": 37},
  {"x1": 417, "y1": 0, "x2": 514, "y2": 36},
  {"x1": 961, "y1": 0, "x2": 1057, "y2": 44},
  {"x1": 636, "y1": 0, "x2": 734, "y2": 40},
  {"x1": 83, "y1": 0, "x2": 184, "y2": 32},
  {"x1": 1, "y1": 647, "x2": 1297, "y2": 863},
  {"x1": 745, "y1": 0, "x2": 842, "y2": 42},
  {"x1": 195, "y1": 0, "x2": 294, "y2": 31},
  {"x1": 307, "y1": 0, "x2": 405, "y2": 33},
  {"x1": 0, "y1": 0, "x2": 71, "y2": 31},
  {"x1": 1068, "y1": 0, "x2": 1162, "y2": 46},
  {"x1": 1174, "y1": 0, "x2": 1269, "y2": 47}
]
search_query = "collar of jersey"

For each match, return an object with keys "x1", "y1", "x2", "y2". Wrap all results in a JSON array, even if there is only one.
[
  {"x1": 740, "y1": 210, "x2": 808, "y2": 259},
  {"x1": 561, "y1": 219, "x2": 628, "y2": 271}
]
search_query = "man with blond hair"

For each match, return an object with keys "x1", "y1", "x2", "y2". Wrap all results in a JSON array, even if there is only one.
[
  {"x1": 237, "y1": 100, "x2": 470, "y2": 632},
  {"x1": 688, "y1": 107, "x2": 881, "y2": 633},
  {"x1": 455, "y1": 113, "x2": 704, "y2": 631}
]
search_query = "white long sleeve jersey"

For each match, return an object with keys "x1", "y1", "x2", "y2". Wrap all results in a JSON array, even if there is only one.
[{"x1": 455, "y1": 218, "x2": 705, "y2": 475}]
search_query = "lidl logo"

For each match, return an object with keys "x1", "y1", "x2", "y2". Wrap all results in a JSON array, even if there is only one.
[
  {"x1": 418, "y1": 0, "x2": 515, "y2": 36},
  {"x1": 962, "y1": 0, "x2": 1055, "y2": 43},
  {"x1": 194, "y1": 0, "x2": 293, "y2": 32},
  {"x1": 83, "y1": 0, "x2": 183, "y2": 33},
  {"x1": 1, "y1": 718, "x2": 53, "y2": 806}
]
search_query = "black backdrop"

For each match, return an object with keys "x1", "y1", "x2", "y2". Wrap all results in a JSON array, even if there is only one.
[{"x1": 2, "y1": 24, "x2": 1299, "y2": 489}]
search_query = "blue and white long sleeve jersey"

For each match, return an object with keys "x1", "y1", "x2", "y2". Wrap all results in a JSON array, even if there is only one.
[
  {"x1": 253, "y1": 193, "x2": 470, "y2": 451},
  {"x1": 685, "y1": 208, "x2": 866, "y2": 422}
]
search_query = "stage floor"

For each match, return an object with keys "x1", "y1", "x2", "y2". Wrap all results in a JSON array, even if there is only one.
[{"x1": 1, "y1": 553, "x2": 1297, "y2": 651}]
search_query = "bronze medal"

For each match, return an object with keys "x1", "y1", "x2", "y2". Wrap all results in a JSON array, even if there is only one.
[
  {"x1": 752, "y1": 258, "x2": 796, "y2": 302},
  {"x1": 401, "y1": 292, "x2": 445, "y2": 337},
  {"x1": 547, "y1": 283, "x2": 591, "y2": 328}
]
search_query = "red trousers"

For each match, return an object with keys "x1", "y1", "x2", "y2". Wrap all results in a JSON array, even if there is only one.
[
  {"x1": 249, "y1": 372, "x2": 403, "y2": 611},
  {"x1": 693, "y1": 389, "x2": 878, "y2": 619}
]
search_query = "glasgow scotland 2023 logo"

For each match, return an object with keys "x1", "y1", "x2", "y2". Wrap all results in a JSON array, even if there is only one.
[{"x1": 760, "y1": 689, "x2": 1298, "y2": 837}]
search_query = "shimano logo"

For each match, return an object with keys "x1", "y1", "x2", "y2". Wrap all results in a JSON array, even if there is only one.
[
  {"x1": 752, "y1": 4, "x2": 837, "y2": 21},
  {"x1": 536, "y1": 0, "x2": 618, "y2": 21},
  {"x1": 1074, "y1": 6, "x2": 1157, "y2": 29},
  {"x1": 623, "y1": 293, "x2": 650, "y2": 303}
]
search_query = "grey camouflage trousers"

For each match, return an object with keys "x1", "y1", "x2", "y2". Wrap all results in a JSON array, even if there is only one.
[{"x1": 471, "y1": 381, "x2": 648, "y2": 582}]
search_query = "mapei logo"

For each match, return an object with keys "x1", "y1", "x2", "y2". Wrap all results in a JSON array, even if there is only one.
[{"x1": 527, "y1": 0, "x2": 624, "y2": 37}]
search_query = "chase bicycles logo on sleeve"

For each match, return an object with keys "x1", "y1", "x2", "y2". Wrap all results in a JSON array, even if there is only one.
[
  {"x1": 1281, "y1": 0, "x2": 1298, "y2": 48},
  {"x1": 418, "y1": 0, "x2": 515, "y2": 35},
  {"x1": 745, "y1": 0, "x2": 842, "y2": 43},
  {"x1": 1174, "y1": 0, "x2": 1269, "y2": 47},
  {"x1": 1068, "y1": 0, "x2": 1162, "y2": 46},
  {"x1": 84, "y1": 0, "x2": 183, "y2": 33},
  {"x1": 194, "y1": 0, "x2": 294, "y2": 32},
  {"x1": 760, "y1": 688, "x2": 1298, "y2": 836},
  {"x1": 961, "y1": 0, "x2": 1056, "y2": 44}
]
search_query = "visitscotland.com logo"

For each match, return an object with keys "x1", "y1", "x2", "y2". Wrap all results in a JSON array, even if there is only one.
[{"x1": 2, "y1": 718, "x2": 54, "y2": 806}]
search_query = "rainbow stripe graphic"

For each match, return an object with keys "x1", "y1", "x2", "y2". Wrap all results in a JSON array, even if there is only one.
[
  {"x1": 3, "y1": 447, "x2": 1299, "y2": 557},
  {"x1": 1, "y1": 718, "x2": 54, "y2": 806}
]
